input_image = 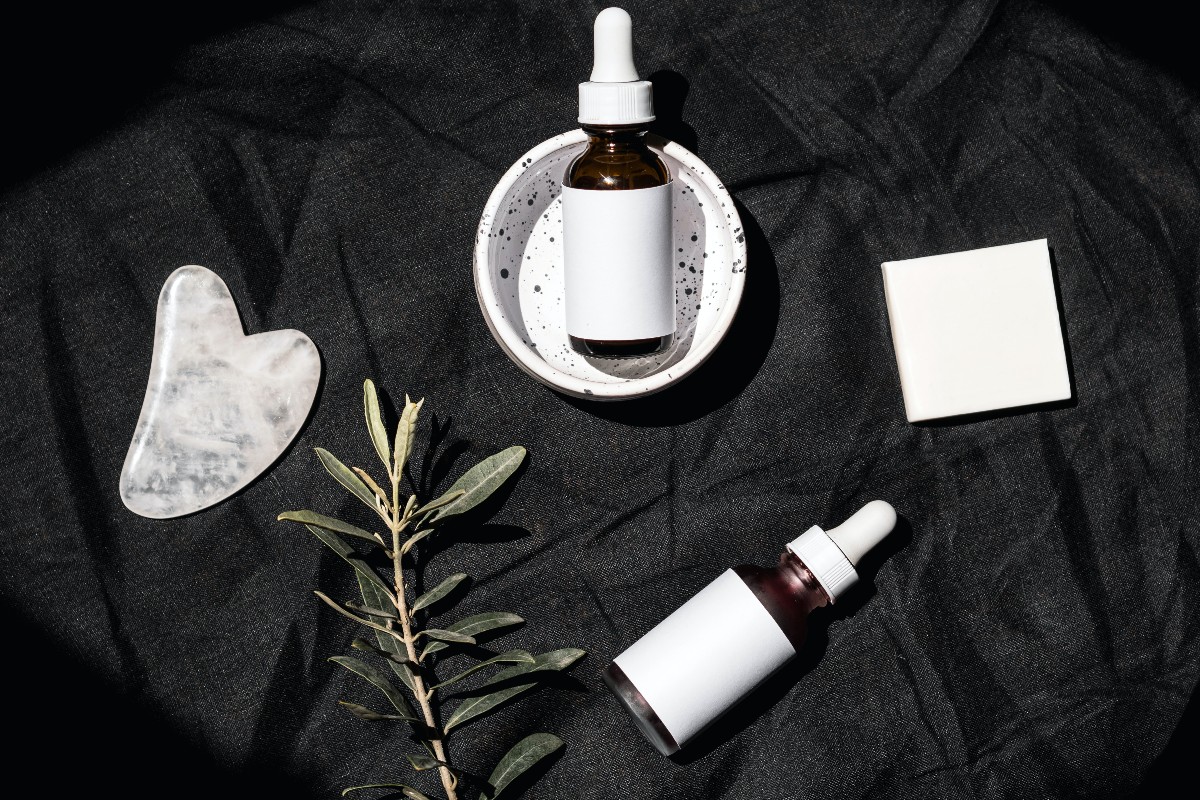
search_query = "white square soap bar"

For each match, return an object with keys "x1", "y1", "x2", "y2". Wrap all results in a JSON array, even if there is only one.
[{"x1": 882, "y1": 239, "x2": 1071, "y2": 422}]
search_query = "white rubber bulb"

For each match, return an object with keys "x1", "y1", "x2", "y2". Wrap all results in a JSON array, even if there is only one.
[
  {"x1": 591, "y1": 7, "x2": 639, "y2": 82},
  {"x1": 825, "y1": 500, "x2": 897, "y2": 565}
]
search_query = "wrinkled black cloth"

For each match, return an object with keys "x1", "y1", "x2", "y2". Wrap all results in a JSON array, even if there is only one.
[{"x1": 1, "y1": 1, "x2": 1197, "y2": 798}]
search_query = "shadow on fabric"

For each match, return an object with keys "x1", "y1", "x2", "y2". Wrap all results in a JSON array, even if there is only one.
[
  {"x1": 0, "y1": 2, "x2": 302, "y2": 189},
  {"x1": 0, "y1": 598, "x2": 321, "y2": 798},
  {"x1": 1134, "y1": 682, "x2": 1200, "y2": 797},
  {"x1": 1041, "y1": 1, "x2": 1200, "y2": 91},
  {"x1": 648, "y1": 70, "x2": 699, "y2": 155}
]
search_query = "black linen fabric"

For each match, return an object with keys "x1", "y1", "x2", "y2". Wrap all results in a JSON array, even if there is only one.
[{"x1": 1, "y1": 1, "x2": 1198, "y2": 798}]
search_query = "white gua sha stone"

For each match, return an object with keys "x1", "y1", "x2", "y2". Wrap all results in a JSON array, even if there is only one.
[{"x1": 120, "y1": 265, "x2": 321, "y2": 519}]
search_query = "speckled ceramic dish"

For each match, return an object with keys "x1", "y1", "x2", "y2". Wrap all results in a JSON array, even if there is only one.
[{"x1": 474, "y1": 129, "x2": 746, "y2": 400}]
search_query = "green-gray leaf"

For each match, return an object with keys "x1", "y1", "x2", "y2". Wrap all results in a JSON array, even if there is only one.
[
  {"x1": 401, "y1": 527, "x2": 436, "y2": 556},
  {"x1": 337, "y1": 701, "x2": 410, "y2": 722},
  {"x1": 406, "y1": 753, "x2": 454, "y2": 772},
  {"x1": 480, "y1": 733, "x2": 564, "y2": 800},
  {"x1": 411, "y1": 573, "x2": 468, "y2": 613},
  {"x1": 278, "y1": 510, "x2": 381, "y2": 546},
  {"x1": 342, "y1": 784, "x2": 431, "y2": 799},
  {"x1": 351, "y1": 638, "x2": 408, "y2": 664},
  {"x1": 316, "y1": 447, "x2": 383, "y2": 515},
  {"x1": 314, "y1": 591, "x2": 400, "y2": 642},
  {"x1": 443, "y1": 651, "x2": 585, "y2": 731},
  {"x1": 363, "y1": 379, "x2": 391, "y2": 471},
  {"x1": 421, "y1": 629, "x2": 476, "y2": 645},
  {"x1": 343, "y1": 601, "x2": 396, "y2": 620},
  {"x1": 413, "y1": 490, "x2": 465, "y2": 519},
  {"x1": 304, "y1": 525, "x2": 392, "y2": 598},
  {"x1": 329, "y1": 656, "x2": 417, "y2": 721},
  {"x1": 428, "y1": 446, "x2": 526, "y2": 524},
  {"x1": 421, "y1": 612, "x2": 524, "y2": 658},
  {"x1": 357, "y1": 574, "x2": 418, "y2": 694},
  {"x1": 474, "y1": 648, "x2": 586, "y2": 692},
  {"x1": 444, "y1": 683, "x2": 534, "y2": 733},
  {"x1": 393, "y1": 395, "x2": 424, "y2": 476},
  {"x1": 429, "y1": 650, "x2": 535, "y2": 691}
]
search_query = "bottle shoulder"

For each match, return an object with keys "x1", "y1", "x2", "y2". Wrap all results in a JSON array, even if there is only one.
[
  {"x1": 565, "y1": 139, "x2": 670, "y2": 190},
  {"x1": 732, "y1": 555, "x2": 830, "y2": 650}
]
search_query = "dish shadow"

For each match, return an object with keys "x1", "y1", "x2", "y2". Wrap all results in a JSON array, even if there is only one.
[
  {"x1": 668, "y1": 515, "x2": 913, "y2": 764},
  {"x1": 565, "y1": 198, "x2": 779, "y2": 426}
]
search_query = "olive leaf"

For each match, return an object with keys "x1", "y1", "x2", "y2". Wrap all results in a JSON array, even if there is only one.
[
  {"x1": 473, "y1": 648, "x2": 586, "y2": 692},
  {"x1": 314, "y1": 592, "x2": 403, "y2": 644},
  {"x1": 343, "y1": 785, "x2": 431, "y2": 799},
  {"x1": 329, "y1": 656, "x2": 418, "y2": 721},
  {"x1": 316, "y1": 447, "x2": 384, "y2": 516},
  {"x1": 351, "y1": 638, "x2": 408, "y2": 664},
  {"x1": 443, "y1": 684, "x2": 532, "y2": 733},
  {"x1": 421, "y1": 629, "x2": 477, "y2": 645},
  {"x1": 411, "y1": 573, "x2": 468, "y2": 613},
  {"x1": 406, "y1": 753, "x2": 456, "y2": 772},
  {"x1": 421, "y1": 612, "x2": 524, "y2": 659},
  {"x1": 393, "y1": 395, "x2": 424, "y2": 476},
  {"x1": 338, "y1": 701, "x2": 411, "y2": 722},
  {"x1": 480, "y1": 733, "x2": 564, "y2": 800},
  {"x1": 277, "y1": 510, "x2": 381, "y2": 546},
  {"x1": 364, "y1": 379, "x2": 391, "y2": 471},
  {"x1": 429, "y1": 651, "x2": 535, "y2": 691},
  {"x1": 413, "y1": 490, "x2": 466, "y2": 519},
  {"x1": 427, "y1": 446, "x2": 526, "y2": 524},
  {"x1": 443, "y1": 650, "x2": 585, "y2": 732},
  {"x1": 302, "y1": 525, "x2": 392, "y2": 598},
  {"x1": 343, "y1": 601, "x2": 397, "y2": 620},
  {"x1": 401, "y1": 527, "x2": 436, "y2": 556}
]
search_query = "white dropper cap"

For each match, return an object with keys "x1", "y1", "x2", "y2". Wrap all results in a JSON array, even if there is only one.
[
  {"x1": 578, "y1": 8, "x2": 655, "y2": 125},
  {"x1": 786, "y1": 501, "x2": 897, "y2": 601}
]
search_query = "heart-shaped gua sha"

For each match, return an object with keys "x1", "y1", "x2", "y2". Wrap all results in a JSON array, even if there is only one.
[{"x1": 120, "y1": 265, "x2": 321, "y2": 518}]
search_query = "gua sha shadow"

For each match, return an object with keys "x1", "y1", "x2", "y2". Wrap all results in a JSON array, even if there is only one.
[{"x1": 120, "y1": 265, "x2": 321, "y2": 519}]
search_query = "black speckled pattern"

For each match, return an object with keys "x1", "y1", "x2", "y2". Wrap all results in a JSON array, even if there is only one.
[{"x1": 477, "y1": 135, "x2": 741, "y2": 391}]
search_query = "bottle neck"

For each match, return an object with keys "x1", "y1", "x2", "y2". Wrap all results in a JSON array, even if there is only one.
[
  {"x1": 778, "y1": 550, "x2": 834, "y2": 610},
  {"x1": 581, "y1": 123, "x2": 650, "y2": 148}
]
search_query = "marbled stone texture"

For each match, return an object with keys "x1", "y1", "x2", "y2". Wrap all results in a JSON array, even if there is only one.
[{"x1": 120, "y1": 265, "x2": 321, "y2": 518}]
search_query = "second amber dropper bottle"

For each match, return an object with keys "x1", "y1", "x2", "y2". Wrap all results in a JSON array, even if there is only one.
[{"x1": 604, "y1": 501, "x2": 899, "y2": 756}]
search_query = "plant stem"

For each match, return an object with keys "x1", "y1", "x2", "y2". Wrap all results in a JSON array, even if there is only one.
[{"x1": 389, "y1": 466, "x2": 458, "y2": 800}]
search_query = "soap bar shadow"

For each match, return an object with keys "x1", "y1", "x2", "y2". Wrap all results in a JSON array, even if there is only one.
[
  {"x1": 564, "y1": 198, "x2": 779, "y2": 426},
  {"x1": 668, "y1": 515, "x2": 914, "y2": 765},
  {"x1": 911, "y1": 246, "x2": 1078, "y2": 427}
]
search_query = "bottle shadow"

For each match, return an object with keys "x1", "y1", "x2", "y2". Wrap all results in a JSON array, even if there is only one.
[
  {"x1": 669, "y1": 515, "x2": 914, "y2": 764},
  {"x1": 648, "y1": 70, "x2": 699, "y2": 155},
  {"x1": 564, "y1": 198, "x2": 780, "y2": 426}
]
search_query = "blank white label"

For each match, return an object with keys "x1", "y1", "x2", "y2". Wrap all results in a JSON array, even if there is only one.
[
  {"x1": 613, "y1": 569, "x2": 797, "y2": 747},
  {"x1": 561, "y1": 182, "x2": 674, "y2": 340}
]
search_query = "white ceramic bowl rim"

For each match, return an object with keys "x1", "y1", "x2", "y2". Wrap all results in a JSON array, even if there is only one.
[{"x1": 473, "y1": 129, "x2": 746, "y2": 400}]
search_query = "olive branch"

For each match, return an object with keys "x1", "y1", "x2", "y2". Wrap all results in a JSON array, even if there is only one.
[{"x1": 278, "y1": 379, "x2": 583, "y2": 800}]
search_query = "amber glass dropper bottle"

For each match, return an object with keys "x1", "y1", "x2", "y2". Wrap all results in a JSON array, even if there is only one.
[
  {"x1": 604, "y1": 501, "x2": 898, "y2": 756},
  {"x1": 562, "y1": 7, "x2": 675, "y2": 359}
]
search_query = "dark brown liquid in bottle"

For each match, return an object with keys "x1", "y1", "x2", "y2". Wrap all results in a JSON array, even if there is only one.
[
  {"x1": 602, "y1": 551, "x2": 831, "y2": 755},
  {"x1": 565, "y1": 123, "x2": 674, "y2": 359}
]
